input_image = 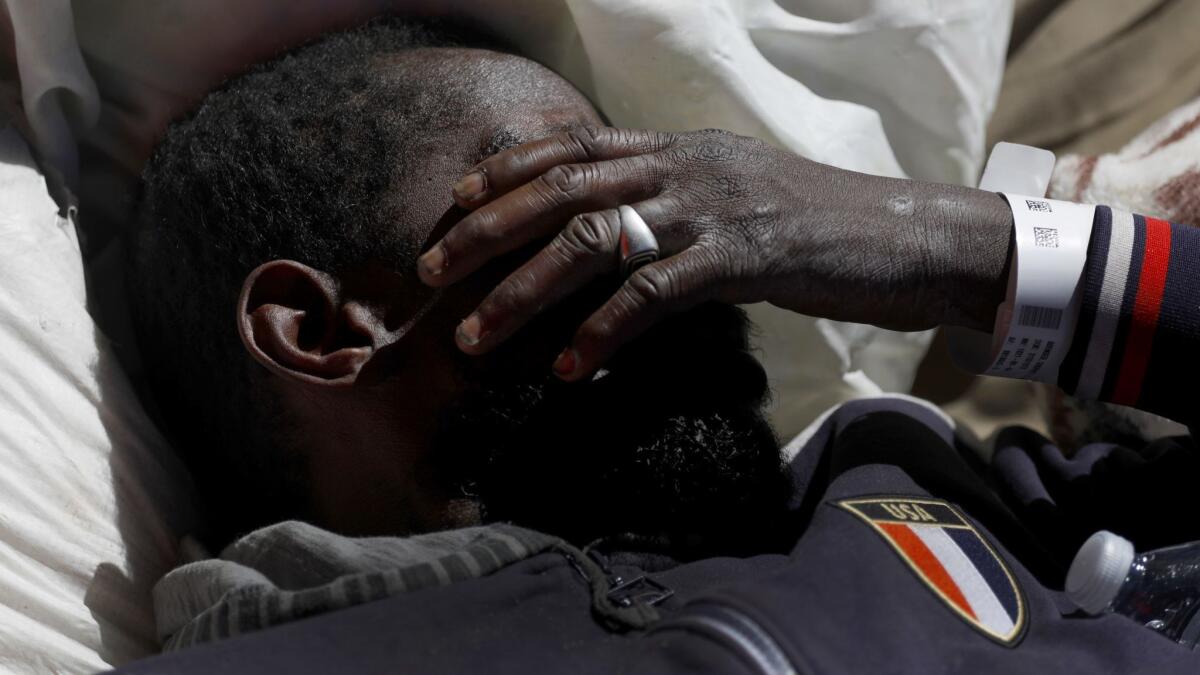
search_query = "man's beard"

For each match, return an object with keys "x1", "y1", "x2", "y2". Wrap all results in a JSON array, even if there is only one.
[{"x1": 431, "y1": 302, "x2": 793, "y2": 556}]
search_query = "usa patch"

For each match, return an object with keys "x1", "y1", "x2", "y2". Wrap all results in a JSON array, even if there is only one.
[{"x1": 838, "y1": 496, "x2": 1026, "y2": 645}]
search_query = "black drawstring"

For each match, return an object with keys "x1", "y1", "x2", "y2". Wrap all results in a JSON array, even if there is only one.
[{"x1": 553, "y1": 542, "x2": 661, "y2": 632}]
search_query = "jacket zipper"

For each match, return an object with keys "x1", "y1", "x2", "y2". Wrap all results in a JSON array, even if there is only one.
[{"x1": 649, "y1": 600, "x2": 801, "y2": 675}]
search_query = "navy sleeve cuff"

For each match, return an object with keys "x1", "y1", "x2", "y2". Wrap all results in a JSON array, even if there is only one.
[{"x1": 1058, "y1": 206, "x2": 1200, "y2": 424}]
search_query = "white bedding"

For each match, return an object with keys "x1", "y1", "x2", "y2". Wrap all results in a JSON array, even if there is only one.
[
  {"x1": 0, "y1": 1, "x2": 1010, "y2": 670},
  {"x1": 0, "y1": 126, "x2": 194, "y2": 672}
]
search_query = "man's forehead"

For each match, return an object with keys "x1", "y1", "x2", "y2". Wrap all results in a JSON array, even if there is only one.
[
  {"x1": 398, "y1": 122, "x2": 592, "y2": 247},
  {"x1": 375, "y1": 46, "x2": 602, "y2": 243},
  {"x1": 392, "y1": 121, "x2": 574, "y2": 261}
]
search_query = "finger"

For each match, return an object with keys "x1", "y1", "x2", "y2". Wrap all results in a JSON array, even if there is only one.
[
  {"x1": 455, "y1": 199, "x2": 685, "y2": 354},
  {"x1": 419, "y1": 156, "x2": 665, "y2": 286},
  {"x1": 551, "y1": 246, "x2": 724, "y2": 381},
  {"x1": 451, "y1": 127, "x2": 678, "y2": 208}
]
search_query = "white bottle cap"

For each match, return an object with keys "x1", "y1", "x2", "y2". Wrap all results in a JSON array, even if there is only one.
[{"x1": 1066, "y1": 530, "x2": 1136, "y2": 615}]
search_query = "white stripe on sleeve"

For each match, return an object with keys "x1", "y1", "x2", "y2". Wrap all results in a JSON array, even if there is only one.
[{"x1": 1075, "y1": 209, "x2": 1136, "y2": 399}]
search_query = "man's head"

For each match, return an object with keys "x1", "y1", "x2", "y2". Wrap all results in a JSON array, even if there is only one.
[{"x1": 130, "y1": 19, "x2": 790, "y2": 552}]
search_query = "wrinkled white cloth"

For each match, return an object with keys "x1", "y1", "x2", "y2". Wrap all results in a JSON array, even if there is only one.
[
  {"x1": 0, "y1": 1, "x2": 1011, "y2": 670},
  {"x1": 0, "y1": 124, "x2": 195, "y2": 672},
  {"x1": 562, "y1": 0, "x2": 1011, "y2": 185},
  {"x1": 2, "y1": 0, "x2": 97, "y2": 189},
  {"x1": 1051, "y1": 96, "x2": 1200, "y2": 226}
]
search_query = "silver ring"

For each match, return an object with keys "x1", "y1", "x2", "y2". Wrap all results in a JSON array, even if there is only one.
[{"x1": 617, "y1": 204, "x2": 660, "y2": 278}]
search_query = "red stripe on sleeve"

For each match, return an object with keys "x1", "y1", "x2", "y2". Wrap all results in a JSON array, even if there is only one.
[
  {"x1": 878, "y1": 523, "x2": 977, "y2": 620},
  {"x1": 1112, "y1": 217, "x2": 1172, "y2": 406}
]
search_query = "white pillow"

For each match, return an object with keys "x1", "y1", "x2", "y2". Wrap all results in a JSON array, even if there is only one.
[{"x1": 0, "y1": 125, "x2": 194, "y2": 672}]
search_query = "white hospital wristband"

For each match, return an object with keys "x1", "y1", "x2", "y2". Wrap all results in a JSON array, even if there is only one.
[{"x1": 982, "y1": 195, "x2": 1095, "y2": 383}]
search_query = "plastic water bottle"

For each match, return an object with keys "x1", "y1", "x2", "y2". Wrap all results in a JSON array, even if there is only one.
[{"x1": 1066, "y1": 530, "x2": 1200, "y2": 647}]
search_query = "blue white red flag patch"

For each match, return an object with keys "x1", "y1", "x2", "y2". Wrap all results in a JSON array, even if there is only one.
[{"x1": 838, "y1": 496, "x2": 1026, "y2": 645}]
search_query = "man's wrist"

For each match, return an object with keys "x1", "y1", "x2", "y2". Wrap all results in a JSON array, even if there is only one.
[{"x1": 936, "y1": 189, "x2": 1014, "y2": 332}]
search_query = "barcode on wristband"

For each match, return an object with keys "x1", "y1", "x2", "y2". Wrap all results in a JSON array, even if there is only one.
[{"x1": 1017, "y1": 304, "x2": 1063, "y2": 330}]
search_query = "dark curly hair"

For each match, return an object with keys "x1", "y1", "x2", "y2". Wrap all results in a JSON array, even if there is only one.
[{"x1": 127, "y1": 19, "x2": 503, "y2": 545}]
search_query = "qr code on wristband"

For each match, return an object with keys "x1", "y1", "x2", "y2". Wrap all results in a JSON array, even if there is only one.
[
  {"x1": 1026, "y1": 199, "x2": 1052, "y2": 212},
  {"x1": 1033, "y1": 227, "x2": 1059, "y2": 248}
]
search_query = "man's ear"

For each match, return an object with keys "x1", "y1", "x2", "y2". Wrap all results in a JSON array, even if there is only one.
[{"x1": 237, "y1": 260, "x2": 389, "y2": 387}]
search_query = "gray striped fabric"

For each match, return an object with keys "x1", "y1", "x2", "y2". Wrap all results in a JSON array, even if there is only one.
[{"x1": 155, "y1": 521, "x2": 560, "y2": 651}]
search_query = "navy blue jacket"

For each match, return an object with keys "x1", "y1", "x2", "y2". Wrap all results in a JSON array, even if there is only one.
[{"x1": 115, "y1": 395, "x2": 1200, "y2": 674}]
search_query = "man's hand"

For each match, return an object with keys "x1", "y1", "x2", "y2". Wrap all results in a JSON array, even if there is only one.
[{"x1": 418, "y1": 127, "x2": 1013, "y2": 380}]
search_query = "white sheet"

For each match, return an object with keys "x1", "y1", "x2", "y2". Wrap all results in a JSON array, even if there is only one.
[{"x1": 0, "y1": 125, "x2": 195, "y2": 672}]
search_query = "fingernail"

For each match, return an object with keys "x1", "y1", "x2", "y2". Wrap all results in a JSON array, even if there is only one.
[
  {"x1": 457, "y1": 314, "x2": 484, "y2": 346},
  {"x1": 552, "y1": 348, "x2": 578, "y2": 378},
  {"x1": 419, "y1": 244, "x2": 446, "y2": 277},
  {"x1": 453, "y1": 171, "x2": 486, "y2": 202}
]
